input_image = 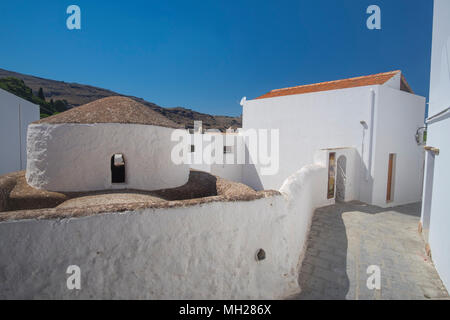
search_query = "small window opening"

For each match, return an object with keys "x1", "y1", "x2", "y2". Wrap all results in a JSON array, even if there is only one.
[
  {"x1": 190, "y1": 145, "x2": 195, "y2": 153},
  {"x1": 111, "y1": 154, "x2": 125, "y2": 183},
  {"x1": 223, "y1": 146, "x2": 232, "y2": 154}
]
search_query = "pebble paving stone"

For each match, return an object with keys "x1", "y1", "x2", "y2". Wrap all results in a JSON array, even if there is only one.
[{"x1": 289, "y1": 201, "x2": 449, "y2": 300}]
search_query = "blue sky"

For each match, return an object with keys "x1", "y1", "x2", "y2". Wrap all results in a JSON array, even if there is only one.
[{"x1": 0, "y1": 0, "x2": 433, "y2": 116}]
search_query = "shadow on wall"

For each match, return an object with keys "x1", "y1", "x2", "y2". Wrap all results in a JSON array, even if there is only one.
[
  {"x1": 356, "y1": 150, "x2": 374, "y2": 205},
  {"x1": 242, "y1": 144, "x2": 264, "y2": 190},
  {"x1": 243, "y1": 164, "x2": 264, "y2": 191}
]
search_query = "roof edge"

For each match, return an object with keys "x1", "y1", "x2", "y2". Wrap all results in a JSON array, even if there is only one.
[
  {"x1": 0, "y1": 87, "x2": 40, "y2": 108},
  {"x1": 254, "y1": 70, "x2": 403, "y2": 100},
  {"x1": 400, "y1": 74, "x2": 414, "y2": 94}
]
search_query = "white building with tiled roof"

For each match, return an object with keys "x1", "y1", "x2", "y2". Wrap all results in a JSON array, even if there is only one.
[{"x1": 241, "y1": 70, "x2": 426, "y2": 208}]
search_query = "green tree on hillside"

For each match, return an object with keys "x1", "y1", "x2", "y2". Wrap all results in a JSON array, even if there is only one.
[
  {"x1": 38, "y1": 87, "x2": 45, "y2": 101},
  {"x1": 0, "y1": 77, "x2": 34, "y2": 101},
  {"x1": 0, "y1": 77, "x2": 69, "y2": 118}
]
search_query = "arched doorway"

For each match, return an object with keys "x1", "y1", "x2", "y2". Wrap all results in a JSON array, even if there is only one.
[{"x1": 336, "y1": 155, "x2": 347, "y2": 202}]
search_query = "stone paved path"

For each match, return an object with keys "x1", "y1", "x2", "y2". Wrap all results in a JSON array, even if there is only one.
[{"x1": 291, "y1": 201, "x2": 449, "y2": 300}]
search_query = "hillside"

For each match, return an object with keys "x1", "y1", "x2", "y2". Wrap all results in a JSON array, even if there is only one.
[
  {"x1": 0, "y1": 77, "x2": 70, "y2": 117},
  {"x1": 0, "y1": 68, "x2": 241, "y2": 131}
]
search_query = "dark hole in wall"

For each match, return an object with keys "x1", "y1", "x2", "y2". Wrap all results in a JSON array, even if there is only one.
[
  {"x1": 111, "y1": 154, "x2": 125, "y2": 183},
  {"x1": 256, "y1": 248, "x2": 266, "y2": 261}
]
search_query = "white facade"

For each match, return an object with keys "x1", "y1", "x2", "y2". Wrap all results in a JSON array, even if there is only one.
[
  {"x1": 26, "y1": 123, "x2": 189, "y2": 192},
  {"x1": 0, "y1": 88, "x2": 39, "y2": 175},
  {"x1": 420, "y1": 0, "x2": 450, "y2": 291},
  {"x1": 242, "y1": 75, "x2": 426, "y2": 208},
  {"x1": 314, "y1": 147, "x2": 361, "y2": 202},
  {"x1": 189, "y1": 131, "x2": 244, "y2": 183}
]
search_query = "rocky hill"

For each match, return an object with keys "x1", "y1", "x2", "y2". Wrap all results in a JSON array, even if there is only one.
[{"x1": 0, "y1": 68, "x2": 241, "y2": 131}]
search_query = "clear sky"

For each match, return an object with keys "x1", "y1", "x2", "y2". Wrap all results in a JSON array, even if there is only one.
[{"x1": 0, "y1": 0, "x2": 433, "y2": 116}]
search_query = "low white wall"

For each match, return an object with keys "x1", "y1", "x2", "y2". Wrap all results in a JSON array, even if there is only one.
[
  {"x1": 0, "y1": 165, "x2": 328, "y2": 299},
  {"x1": 279, "y1": 164, "x2": 331, "y2": 267},
  {"x1": 26, "y1": 123, "x2": 189, "y2": 192}
]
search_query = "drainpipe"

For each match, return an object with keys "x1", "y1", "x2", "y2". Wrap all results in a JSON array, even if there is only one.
[
  {"x1": 426, "y1": 107, "x2": 450, "y2": 124},
  {"x1": 18, "y1": 103, "x2": 23, "y2": 170},
  {"x1": 366, "y1": 88, "x2": 376, "y2": 181}
]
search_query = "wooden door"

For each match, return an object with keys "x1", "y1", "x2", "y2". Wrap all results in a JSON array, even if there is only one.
[{"x1": 386, "y1": 153, "x2": 394, "y2": 202}]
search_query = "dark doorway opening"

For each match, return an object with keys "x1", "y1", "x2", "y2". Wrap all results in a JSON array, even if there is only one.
[{"x1": 111, "y1": 154, "x2": 125, "y2": 183}]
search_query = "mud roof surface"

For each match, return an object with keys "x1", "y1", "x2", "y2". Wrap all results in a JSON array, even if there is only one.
[
  {"x1": 34, "y1": 96, "x2": 182, "y2": 128},
  {"x1": 0, "y1": 170, "x2": 279, "y2": 222}
]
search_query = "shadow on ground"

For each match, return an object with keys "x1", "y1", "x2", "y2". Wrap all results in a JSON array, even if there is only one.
[
  {"x1": 290, "y1": 201, "x2": 449, "y2": 300},
  {"x1": 294, "y1": 201, "x2": 351, "y2": 299}
]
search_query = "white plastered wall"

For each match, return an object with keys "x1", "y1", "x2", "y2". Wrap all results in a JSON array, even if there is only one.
[
  {"x1": 242, "y1": 85, "x2": 375, "y2": 192},
  {"x1": 426, "y1": 118, "x2": 450, "y2": 291},
  {"x1": 371, "y1": 86, "x2": 426, "y2": 207},
  {"x1": 189, "y1": 133, "x2": 244, "y2": 183},
  {"x1": 421, "y1": 0, "x2": 450, "y2": 291},
  {"x1": 314, "y1": 147, "x2": 361, "y2": 203},
  {"x1": 26, "y1": 123, "x2": 189, "y2": 192},
  {"x1": 0, "y1": 88, "x2": 39, "y2": 175},
  {"x1": 0, "y1": 164, "x2": 328, "y2": 299}
]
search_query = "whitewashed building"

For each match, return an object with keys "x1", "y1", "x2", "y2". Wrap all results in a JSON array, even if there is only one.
[
  {"x1": 188, "y1": 121, "x2": 244, "y2": 183},
  {"x1": 0, "y1": 88, "x2": 39, "y2": 175},
  {"x1": 241, "y1": 70, "x2": 426, "y2": 208},
  {"x1": 420, "y1": 0, "x2": 450, "y2": 291},
  {"x1": 26, "y1": 96, "x2": 189, "y2": 192}
]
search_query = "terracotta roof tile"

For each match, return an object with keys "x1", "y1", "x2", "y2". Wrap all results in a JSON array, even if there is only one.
[{"x1": 255, "y1": 70, "x2": 409, "y2": 100}]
